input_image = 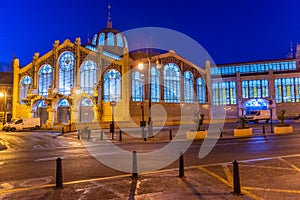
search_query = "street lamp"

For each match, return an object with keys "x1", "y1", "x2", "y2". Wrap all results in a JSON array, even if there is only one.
[{"x1": 138, "y1": 57, "x2": 161, "y2": 138}]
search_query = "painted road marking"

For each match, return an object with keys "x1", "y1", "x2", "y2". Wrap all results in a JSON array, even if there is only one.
[
  {"x1": 244, "y1": 187, "x2": 300, "y2": 194},
  {"x1": 34, "y1": 157, "x2": 64, "y2": 162},
  {"x1": 277, "y1": 157, "x2": 300, "y2": 172},
  {"x1": 222, "y1": 164, "x2": 232, "y2": 186}
]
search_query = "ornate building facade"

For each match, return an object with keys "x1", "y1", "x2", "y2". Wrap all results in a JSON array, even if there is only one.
[{"x1": 11, "y1": 12, "x2": 300, "y2": 129}]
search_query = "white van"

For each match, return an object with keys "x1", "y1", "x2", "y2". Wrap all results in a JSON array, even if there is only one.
[
  {"x1": 244, "y1": 110, "x2": 270, "y2": 123},
  {"x1": 3, "y1": 118, "x2": 41, "y2": 132}
]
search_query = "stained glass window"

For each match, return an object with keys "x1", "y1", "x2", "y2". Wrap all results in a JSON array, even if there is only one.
[
  {"x1": 58, "y1": 51, "x2": 75, "y2": 95},
  {"x1": 98, "y1": 33, "x2": 105, "y2": 46},
  {"x1": 196, "y1": 78, "x2": 206, "y2": 103},
  {"x1": 151, "y1": 67, "x2": 160, "y2": 102},
  {"x1": 81, "y1": 98, "x2": 93, "y2": 106},
  {"x1": 164, "y1": 63, "x2": 181, "y2": 103},
  {"x1": 107, "y1": 32, "x2": 114, "y2": 46},
  {"x1": 132, "y1": 71, "x2": 144, "y2": 102},
  {"x1": 242, "y1": 80, "x2": 268, "y2": 99},
  {"x1": 19, "y1": 76, "x2": 33, "y2": 104},
  {"x1": 184, "y1": 71, "x2": 194, "y2": 103},
  {"x1": 116, "y1": 33, "x2": 123, "y2": 47},
  {"x1": 104, "y1": 69, "x2": 121, "y2": 102},
  {"x1": 38, "y1": 64, "x2": 53, "y2": 97},
  {"x1": 58, "y1": 99, "x2": 70, "y2": 107},
  {"x1": 92, "y1": 34, "x2": 97, "y2": 45},
  {"x1": 37, "y1": 100, "x2": 47, "y2": 108},
  {"x1": 275, "y1": 78, "x2": 300, "y2": 103},
  {"x1": 212, "y1": 81, "x2": 236, "y2": 105},
  {"x1": 80, "y1": 60, "x2": 98, "y2": 95}
]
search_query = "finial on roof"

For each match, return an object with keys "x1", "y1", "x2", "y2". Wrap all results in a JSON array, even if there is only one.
[
  {"x1": 287, "y1": 41, "x2": 294, "y2": 59},
  {"x1": 107, "y1": 1, "x2": 112, "y2": 28},
  {"x1": 87, "y1": 33, "x2": 91, "y2": 43}
]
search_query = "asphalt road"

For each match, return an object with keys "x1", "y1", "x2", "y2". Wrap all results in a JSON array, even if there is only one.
[{"x1": 0, "y1": 123, "x2": 300, "y2": 192}]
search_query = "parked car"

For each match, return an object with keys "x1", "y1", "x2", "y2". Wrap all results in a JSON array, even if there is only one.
[
  {"x1": 244, "y1": 110, "x2": 270, "y2": 123},
  {"x1": 2, "y1": 118, "x2": 41, "y2": 132}
]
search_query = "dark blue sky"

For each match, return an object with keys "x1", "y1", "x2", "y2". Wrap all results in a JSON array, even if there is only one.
[{"x1": 1, "y1": 0, "x2": 300, "y2": 71}]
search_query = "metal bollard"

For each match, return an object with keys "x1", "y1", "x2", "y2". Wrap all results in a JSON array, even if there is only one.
[
  {"x1": 169, "y1": 130, "x2": 173, "y2": 140},
  {"x1": 179, "y1": 151, "x2": 184, "y2": 178},
  {"x1": 100, "y1": 130, "x2": 103, "y2": 140},
  {"x1": 232, "y1": 160, "x2": 242, "y2": 195},
  {"x1": 62, "y1": 127, "x2": 64, "y2": 134},
  {"x1": 143, "y1": 129, "x2": 146, "y2": 141},
  {"x1": 55, "y1": 157, "x2": 63, "y2": 189},
  {"x1": 132, "y1": 151, "x2": 138, "y2": 178},
  {"x1": 220, "y1": 128, "x2": 223, "y2": 138},
  {"x1": 263, "y1": 125, "x2": 265, "y2": 135},
  {"x1": 119, "y1": 130, "x2": 122, "y2": 141}
]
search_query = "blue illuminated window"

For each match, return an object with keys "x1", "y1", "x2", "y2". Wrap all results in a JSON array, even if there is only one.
[
  {"x1": 20, "y1": 76, "x2": 33, "y2": 104},
  {"x1": 92, "y1": 34, "x2": 97, "y2": 45},
  {"x1": 164, "y1": 63, "x2": 181, "y2": 103},
  {"x1": 196, "y1": 78, "x2": 206, "y2": 103},
  {"x1": 184, "y1": 71, "x2": 194, "y2": 103},
  {"x1": 58, "y1": 99, "x2": 70, "y2": 107},
  {"x1": 98, "y1": 33, "x2": 105, "y2": 46},
  {"x1": 212, "y1": 81, "x2": 236, "y2": 105},
  {"x1": 58, "y1": 51, "x2": 75, "y2": 95},
  {"x1": 151, "y1": 67, "x2": 160, "y2": 102},
  {"x1": 37, "y1": 100, "x2": 47, "y2": 108},
  {"x1": 242, "y1": 79, "x2": 268, "y2": 99},
  {"x1": 275, "y1": 78, "x2": 299, "y2": 103},
  {"x1": 38, "y1": 64, "x2": 53, "y2": 97},
  {"x1": 104, "y1": 69, "x2": 121, "y2": 102},
  {"x1": 116, "y1": 33, "x2": 123, "y2": 47},
  {"x1": 132, "y1": 71, "x2": 144, "y2": 102},
  {"x1": 107, "y1": 32, "x2": 114, "y2": 46},
  {"x1": 80, "y1": 60, "x2": 98, "y2": 95}
]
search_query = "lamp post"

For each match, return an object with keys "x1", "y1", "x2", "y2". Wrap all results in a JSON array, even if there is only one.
[
  {"x1": 269, "y1": 99, "x2": 273, "y2": 133},
  {"x1": 138, "y1": 56, "x2": 160, "y2": 138}
]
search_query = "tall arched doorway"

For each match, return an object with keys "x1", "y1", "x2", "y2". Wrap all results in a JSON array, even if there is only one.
[
  {"x1": 80, "y1": 98, "x2": 94, "y2": 122},
  {"x1": 36, "y1": 100, "x2": 48, "y2": 125},
  {"x1": 243, "y1": 99, "x2": 269, "y2": 115},
  {"x1": 57, "y1": 98, "x2": 70, "y2": 124}
]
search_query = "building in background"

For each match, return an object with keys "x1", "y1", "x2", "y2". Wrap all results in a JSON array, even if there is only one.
[{"x1": 0, "y1": 71, "x2": 13, "y2": 122}]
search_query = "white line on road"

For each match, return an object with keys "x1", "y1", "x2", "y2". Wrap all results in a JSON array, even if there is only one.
[{"x1": 34, "y1": 157, "x2": 64, "y2": 162}]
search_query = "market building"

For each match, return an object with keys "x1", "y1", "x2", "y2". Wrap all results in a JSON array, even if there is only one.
[{"x1": 11, "y1": 8, "x2": 300, "y2": 130}]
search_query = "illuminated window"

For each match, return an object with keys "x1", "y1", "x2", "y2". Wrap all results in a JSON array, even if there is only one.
[
  {"x1": 164, "y1": 63, "x2": 181, "y2": 103},
  {"x1": 107, "y1": 32, "x2": 114, "y2": 46},
  {"x1": 184, "y1": 71, "x2": 194, "y2": 103},
  {"x1": 212, "y1": 81, "x2": 236, "y2": 105},
  {"x1": 92, "y1": 34, "x2": 97, "y2": 45},
  {"x1": 80, "y1": 60, "x2": 98, "y2": 95},
  {"x1": 275, "y1": 78, "x2": 299, "y2": 103},
  {"x1": 58, "y1": 51, "x2": 75, "y2": 95},
  {"x1": 98, "y1": 33, "x2": 105, "y2": 46},
  {"x1": 104, "y1": 69, "x2": 121, "y2": 102},
  {"x1": 151, "y1": 67, "x2": 160, "y2": 102},
  {"x1": 37, "y1": 100, "x2": 47, "y2": 108},
  {"x1": 81, "y1": 98, "x2": 93, "y2": 106},
  {"x1": 38, "y1": 64, "x2": 53, "y2": 97},
  {"x1": 132, "y1": 71, "x2": 144, "y2": 102},
  {"x1": 242, "y1": 80, "x2": 268, "y2": 99},
  {"x1": 58, "y1": 99, "x2": 70, "y2": 107},
  {"x1": 19, "y1": 76, "x2": 33, "y2": 104},
  {"x1": 196, "y1": 78, "x2": 206, "y2": 103},
  {"x1": 116, "y1": 33, "x2": 123, "y2": 47}
]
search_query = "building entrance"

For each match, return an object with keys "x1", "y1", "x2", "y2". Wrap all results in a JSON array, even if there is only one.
[{"x1": 243, "y1": 99, "x2": 269, "y2": 115}]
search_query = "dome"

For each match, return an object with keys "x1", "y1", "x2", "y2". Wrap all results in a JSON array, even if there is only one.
[{"x1": 91, "y1": 28, "x2": 128, "y2": 49}]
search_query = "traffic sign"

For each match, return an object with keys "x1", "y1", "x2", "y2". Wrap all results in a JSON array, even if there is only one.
[{"x1": 110, "y1": 101, "x2": 117, "y2": 107}]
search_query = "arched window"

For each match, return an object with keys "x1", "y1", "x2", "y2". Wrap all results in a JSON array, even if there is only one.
[
  {"x1": 116, "y1": 33, "x2": 123, "y2": 47},
  {"x1": 38, "y1": 64, "x2": 53, "y2": 97},
  {"x1": 164, "y1": 63, "x2": 181, "y2": 103},
  {"x1": 132, "y1": 71, "x2": 144, "y2": 102},
  {"x1": 184, "y1": 71, "x2": 194, "y2": 103},
  {"x1": 197, "y1": 78, "x2": 206, "y2": 103},
  {"x1": 98, "y1": 33, "x2": 105, "y2": 46},
  {"x1": 107, "y1": 32, "x2": 114, "y2": 46},
  {"x1": 92, "y1": 34, "x2": 97, "y2": 45},
  {"x1": 151, "y1": 67, "x2": 160, "y2": 102},
  {"x1": 81, "y1": 98, "x2": 93, "y2": 106},
  {"x1": 58, "y1": 99, "x2": 70, "y2": 107},
  {"x1": 80, "y1": 60, "x2": 98, "y2": 95},
  {"x1": 38, "y1": 100, "x2": 47, "y2": 108},
  {"x1": 20, "y1": 76, "x2": 33, "y2": 104},
  {"x1": 104, "y1": 69, "x2": 121, "y2": 102},
  {"x1": 58, "y1": 51, "x2": 75, "y2": 95}
]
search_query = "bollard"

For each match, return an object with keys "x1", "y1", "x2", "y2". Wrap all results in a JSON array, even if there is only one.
[
  {"x1": 100, "y1": 130, "x2": 103, "y2": 140},
  {"x1": 77, "y1": 130, "x2": 81, "y2": 140},
  {"x1": 169, "y1": 130, "x2": 173, "y2": 140},
  {"x1": 263, "y1": 125, "x2": 265, "y2": 135},
  {"x1": 132, "y1": 151, "x2": 138, "y2": 178},
  {"x1": 62, "y1": 127, "x2": 64, "y2": 134},
  {"x1": 220, "y1": 128, "x2": 223, "y2": 138},
  {"x1": 179, "y1": 151, "x2": 184, "y2": 178},
  {"x1": 143, "y1": 129, "x2": 146, "y2": 141},
  {"x1": 119, "y1": 130, "x2": 122, "y2": 141},
  {"x1": 55, "y1": 157, "x2": 63, "y2": 189},
  {"x1": 232, "y1": 160, "x2": 241, "y2": 195}
]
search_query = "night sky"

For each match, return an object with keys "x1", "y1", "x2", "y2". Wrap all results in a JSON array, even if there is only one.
[{"x1": 0, "y1": 0, "x2": 300, "y2": 71}]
